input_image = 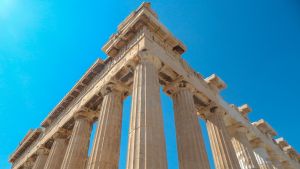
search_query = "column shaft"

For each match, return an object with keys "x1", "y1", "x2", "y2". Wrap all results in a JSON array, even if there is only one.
[
  {"x1": 126, "y1": 59, "x2": 168, "y2": 169},
  {"x1": 271, "y1": 160, "x2": 283, "y2": 169},
  {"x1": 60, "y1": 116, "x2": 92, "y2": 169},
  {"x1": 44, "y1": 138, "x2": 67, "y2": 169},
  {"x1": 231, "y1": 131, "x2": 259, "y2": 169},
  {"x1": 253, "y1": 147, "x2": 273, "y2": 169},
  {"x1": 206, "y1": 111, "x2": 241, "y2": 169},
  {"x1": 32, "y1": 149, "x2": 49, "y2": 169},
  {"x1": 87, "y1": 90, "x2": 123, "y2": 169},
  {"x1": 172, "y1": 87, "x2": 210, "y2": 169}
]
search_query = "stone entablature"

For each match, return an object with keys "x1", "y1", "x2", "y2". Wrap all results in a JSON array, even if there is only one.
[
  {"x1": 252, "y1": 119, "x2": 277, "y2": 138},
  {"x1": 276, "y1": 137, "x2": 289, "y2": 149},
  {"x1": 238, "y1": 104, "x2": 252, "y2": 117},
  {"x1": 41, "y1": 59, "x2": 105, "y2": 128},
  {"x1": 276, "y1": 138, "x2": 300, "y2": 163},
  {"x1": 9, "y1": 129, "x2": 42, "y2": 163},
  {"x1": 9, "y1": 2, "x2": 300, "y2": 169}
]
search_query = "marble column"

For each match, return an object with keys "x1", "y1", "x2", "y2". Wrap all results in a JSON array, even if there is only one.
[
  {"x1": 271, "y1": 160, "x2": 283, "y2": 169},
  {"x1": 32, "y1": 147, "x2": 49, "y2": 169},
  {"x1": 231, "y1": 129, "x2": 259, "y2": 169},
  {"x1": 206, "y1": 108, "x2": 241, "y2": 169},
  {"x1": 126, "y1": 56, "x2": 168, "y2": 169},
  {"x1": 44, "y1": 130, "x2": 69, "y2": 169},
  {"x1": 60, "y1": 113, "x2": 93, "y2": 169},
  {"x1": 172, "y1": 85, "x2": 210, "y2": 169},
  {"x1": 87, "y1": 87, "x2": 123, "y2": 169},
  {"x1": 253, "y1": 147, "x2": 273, "y2": 169}
]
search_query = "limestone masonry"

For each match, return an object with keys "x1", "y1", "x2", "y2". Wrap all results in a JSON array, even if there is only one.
[{"x1": 9, "y1": 2, "x2": 300, "y2": 169}]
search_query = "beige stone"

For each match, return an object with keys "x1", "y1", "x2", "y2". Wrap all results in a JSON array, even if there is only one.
[
  {"x1": 253, "y1": 147, "x2": 274, "y2": 169},
  {"x1": 206, "y1": 107, "x2": 241, "y2": 169},
  {"x1": 126, "y1": 57, "x2": 168, "y2": 169},
  {"x1": 60, "y1": 113, "x2": 93, "y2": 169},
  {"x1": 87, "y1": 87, "x2": 123, "y2": 169},
  {"x1": 44, "y1": 130, "x2": 69, "y2": 169},
  {"x1": 172, "y1": 83, "x2": 210, "y2": 169},
  {"x1": 231, "y1": 129, "x2": 259, "y2": 169},
  {"x1": 23, "y1": 158, "x2": 34, "y2": 169},
  {"x1": 271, "y1": 160, "x2": 284, "y2": 169},
  {"x1": 32, "y1": 147, "x2": 49, "y2": 169},
  {"x1": 251, "y1": 139, "x2": 274, "y2": 169}
]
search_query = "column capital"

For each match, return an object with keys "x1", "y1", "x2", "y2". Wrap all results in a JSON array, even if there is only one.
[
  {"x1": 136, "y1": 50, "x2": 162, "y2": 69},
  {"x1": 74, "y1": 112, "x2": 93, "y2": 123},
  {"x1": 100, "y1": 82, "x2": 128, "y2": 97},
  {"x1": 53, "y1": 128, "x2": 71, "y2": 139},
  {"x1": 163, "y1": 78, "x2": 195, "y2": 95},
  {"x1": 201, "y1": 102, "x2": 227, "y2": 120},
  {"x1": 36, "y1": 145, "x2": 50, "y2": 155},
  {"x1": 74, "y1": 108, "x2": 98, "y2": 123},
  {"x1": 23, "y1": 157, "x2": 35, "y2": 168}
]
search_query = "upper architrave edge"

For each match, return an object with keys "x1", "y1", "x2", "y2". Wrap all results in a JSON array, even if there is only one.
[
  {"x1": 41, "y1": 59, "x2": 105, "y2": 127},
  {"x1": 9, "y1": 128, "x2": 43, "y2": 162},
  {"x1": 252, "y1": 119, "x2": 277, "y2": 137}
]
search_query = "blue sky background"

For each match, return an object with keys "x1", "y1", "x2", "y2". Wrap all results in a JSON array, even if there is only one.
[{"x1": 1, "y1": 0, "x2": 300, "y2": 168}]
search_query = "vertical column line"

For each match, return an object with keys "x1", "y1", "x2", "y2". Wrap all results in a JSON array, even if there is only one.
[
  {"x1": 172, "y1": 86, "x2": 210, "y2": 169},
  {"x1": 126, "y1": 58, "x2": 168, "y2": 169}
]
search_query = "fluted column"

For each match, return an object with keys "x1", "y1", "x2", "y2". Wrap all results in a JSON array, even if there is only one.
[
  {"x1": 253, "y1": 147, "x2": 273, "y2": 169},
  {"x1": 60, "y1": 113, "x2": 93, "y2": 169},
  {"x1": 206, "y1": 107, "x2": 241, "y2": 169},
  {"x1": 44, "y1": 129, "x2": 69, "y2": 169},
  {"x1": 126, "y1": 56, "x2": 168, "y2": 169},
  {"x1": 87, "y1": 87, "x2": 123, "y2": 169},
  {"x1": 231, "y1": 129, "x2": 259, "y2": 169},
  {"x1": 32, "y1": 147, "x2": 49, "y2": 169},
  {"x1": 271, "y1": 160, "x2": 283, "y2": 169},
  {"x1": 172, "y1": 84, "x2": 210, "y2": 169}
]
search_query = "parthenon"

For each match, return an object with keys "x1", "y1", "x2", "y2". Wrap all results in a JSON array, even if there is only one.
[{"x1": 9, "y1": 2, "x2": 300, "y2": 169}]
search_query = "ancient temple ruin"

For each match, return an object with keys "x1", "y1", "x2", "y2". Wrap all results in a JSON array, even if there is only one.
[{"x1": 9, "y1": 3, "x2": 300, "y2": 169}]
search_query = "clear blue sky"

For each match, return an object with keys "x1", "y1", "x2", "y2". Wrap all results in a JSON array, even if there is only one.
[{"x1": 1, "y1": 0, "x2": 300, "y2": 168}]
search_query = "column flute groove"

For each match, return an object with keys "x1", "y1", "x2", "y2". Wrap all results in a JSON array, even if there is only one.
[
  {"x1": 87, "y1": 86, "x2": 123, "y2": 169},
  {"x1": 206, "y1": 107, "x2": 241, "y2": 169},
  {"x1": 172, "y1": 84, "x2": 210, "y2": 169},
  {"x1": 252, "y1": 145, "x2": 274, "y2": 169},
  {"x1": 44, "y1": 129, "x2": 69, "y2": 169},
  {"x1": 231, "y1": 129, "x2": 259, "y2": 169},
  {"x1": 60, "y1": 113, "x2": 93, "y2": 169},
  {"x1": 32, "y1": 147, "x2": 49, "y2": 169},
  {"x1": 126, "y1": 56, "x2": 168, "y2": 169}
]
